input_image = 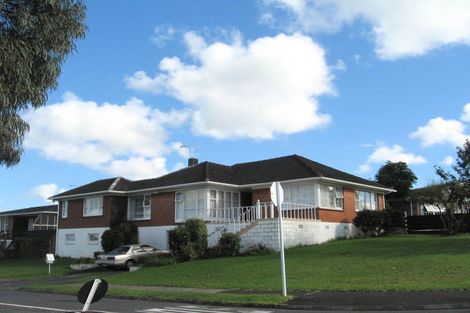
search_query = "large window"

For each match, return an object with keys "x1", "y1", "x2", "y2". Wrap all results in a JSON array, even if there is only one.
[
  {"x1": 355, "y1": 191, "x2": 378, "y2": 211},
  {"x1": 209, "y1": 190, "x2": 240, "y2": 209},
  {"x1": 175, "y1": 189, "x2": 207, "y2": 222},
  {"x1": 128, "y1": 195, "x2": 151, "y2": 220},
  {"x1": 320, "y1": 185, "x2": 343, "y2": 209},
  {"x1": 0, "y1": 216, "x2": 11, "y2": 234},
  {"x1": 283, "y1": 184, "x2": 315, "y2": 204},
  {"x1": 61, "y1": 201, "x2": 68, "y2": 219},
  {"x1": 83, "y1": 197, "x2": 103, "y2": 217}
]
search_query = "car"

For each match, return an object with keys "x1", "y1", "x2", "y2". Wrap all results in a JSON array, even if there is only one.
[{"x1": 95, "y1": 244, "x2": 158, "y2": 269}]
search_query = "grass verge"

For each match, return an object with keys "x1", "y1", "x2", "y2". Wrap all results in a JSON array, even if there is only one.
[
  {"x1": 106, "y1": 234, "x2": 470, "y2": 291},
  {"x1": 0, "y1": 257, "x2": 74, "y2": 280},
  {"x1": 25, "y1": 284, "x2": 291, "y2": 306}
]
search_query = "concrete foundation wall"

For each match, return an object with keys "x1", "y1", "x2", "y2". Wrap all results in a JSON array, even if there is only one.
[{"x1": 240, "y1": 219, "x2": 358, "y2": 251}]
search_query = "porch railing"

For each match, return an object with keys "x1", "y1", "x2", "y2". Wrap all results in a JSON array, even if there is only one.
[{"x1": 206, "y1": 201, "x2": 316, "y2": 244}]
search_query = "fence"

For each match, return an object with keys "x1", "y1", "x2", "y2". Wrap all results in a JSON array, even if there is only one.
[{"x1": 406, "y1": 213, "x2": 470, "y2": 233}]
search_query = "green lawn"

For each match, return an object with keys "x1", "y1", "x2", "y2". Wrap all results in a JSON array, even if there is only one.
[
  {"x1": 0, "y1": 257, "x2": 74, "y2": 280},
  {"x1": 107, "y1": 234, "x2": 470, "y2": 291}
]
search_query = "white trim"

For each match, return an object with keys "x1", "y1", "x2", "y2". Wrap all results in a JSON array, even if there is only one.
[
  {"x1": 51, "y1": 176, "x2": 395, "y2": 201},
  {"x1": 109, "y1": 177, "x2": 122, "y2": 190},
  {"x1": 0, "y1": 210, "x2": 57, "y2": 217}
]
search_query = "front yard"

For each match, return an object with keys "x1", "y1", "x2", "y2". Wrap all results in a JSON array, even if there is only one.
[
  {"x1": 4, "y1": 234, "x2": 470, "y2": 305},
  {"x1": 107, "y1": 234, "x2": 470, "y2": 291}
]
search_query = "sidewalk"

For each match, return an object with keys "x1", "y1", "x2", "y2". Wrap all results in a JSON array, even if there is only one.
[{"x1": 286, "y1": 290, "x2": 470, "y2": 311}]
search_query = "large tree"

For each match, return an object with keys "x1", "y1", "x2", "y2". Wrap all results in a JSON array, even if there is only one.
[
  {"x1": 0, "y1": 0, "x2": 86, "y2": 167},
  {"x1": 375, "y1": 161, "x2": 417, "y2": 209}
]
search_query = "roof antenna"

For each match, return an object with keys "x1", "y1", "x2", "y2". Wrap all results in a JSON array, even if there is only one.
[
  {"x1": 181, "y1": 145, "x2": 199, "y2": 167},
  {"x1": 180, "y1": 145, "x2": 193, "y2": 158}
]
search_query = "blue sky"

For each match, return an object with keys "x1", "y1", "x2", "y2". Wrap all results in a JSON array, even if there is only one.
[{"x1": 2, "y1": 0, "x2": 470, "y2": 211}]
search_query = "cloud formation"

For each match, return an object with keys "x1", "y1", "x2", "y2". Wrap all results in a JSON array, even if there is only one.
[
  {"x1": 30, "y1": 184, "x2": 64, "y2": 202},
  {"x1": 126, "y1": 32, "x2": 334, "y2": 139},
  {"x1": 24, "y1": 93, "x2": 188, "y2": 180},
  {"x1": 262, "y1": 0, "x2": 470, "y2": 60},
  {"x1": 358, "y1": 144, "x2": 426, "y2": 173},
  {"x1": 409, "y1": 117, "x2": 468, "y2": 147}
]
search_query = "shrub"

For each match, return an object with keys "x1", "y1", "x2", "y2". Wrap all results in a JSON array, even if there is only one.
[
  {"x1": 141, "y1": 254, "x2": 176, "y2": 267},
  {"x1": 353, "y1": 210, "x2": 386, "y2": 236},
  {"x1": 168, "y1": 219, "x2": 208, "y2": 261},
  {"x1": 383, "y1": 206, "x2": 406, "y2": 230},
  {"x1": 101, "y1": 221, "x2": 138, "y2": 253},
  {"x1": 184, "y1": 218, "x2": 208, "y2": 256},
  {"x1": 245, "y1": 243, "x2": 274, "y2": 256},
  {"x1": 13, "y1": 237, "x2": 49, "y2": 257},
  {"x1": 217, "y1": 232, "x2": 241, "y2": 257}
]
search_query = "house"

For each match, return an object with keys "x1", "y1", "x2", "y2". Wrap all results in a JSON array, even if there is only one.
[
  {"x1": 0, "y1": 204, "x2": 58, "y2": 251},
  {"x1": 50, "y1": 155, "x2": 394, "y2": 258}
]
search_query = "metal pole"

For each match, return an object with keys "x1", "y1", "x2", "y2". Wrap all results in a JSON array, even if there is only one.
[
  {"x1": 48, "y1": 264, "x2": 51, "y2": 275},
  {"x1": 82, "y1": 279, "x2": 101, "y2": 312},
  {"x1": 276, "y1": 182, "x2": 287, "y2": 296}
]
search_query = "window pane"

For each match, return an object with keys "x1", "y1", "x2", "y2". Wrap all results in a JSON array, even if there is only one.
[
  {"x1": 320, "y1": 185, "x2": 329, "y2": 207},
  {"x1": 233, "y1": 193, "x2": 240, "y2": 207},
  {"x1": 328, "y1": 187, "x2": 335, "y2": 207},
  {"x1": 217, "y1": 191, "x2": 224, "y2": 208},
  {"x1": 225, "y1": 192, "x2": 232, "y2": 208}
]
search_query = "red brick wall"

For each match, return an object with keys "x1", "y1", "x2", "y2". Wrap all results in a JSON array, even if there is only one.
[
  {"x1": 317, "y1": 188, "x2": 356, "y2": 223},
  {"x1": 59, "y1": 195, "x2": 127, "y2": 229},
  {"x1": 251, "y1": 188, "x2": 271, "y2": 203},
  {"x1": 378, "y1": 193, "x2": 384, "y2": 210},
  {"x1": 133, "y1": 192, "x2": 175, "y2": 227}
]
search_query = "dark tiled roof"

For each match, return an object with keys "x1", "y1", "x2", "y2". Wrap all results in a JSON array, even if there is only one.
[
  {"x1": 53, "y1": 177, "x2": 119, "y2": 197},
  {"x1": 0, "y1": 205, "x2": 58, "y2": 216},
  {"x1": 52, "y1": 155, "x2": 389, "y2": 198}
]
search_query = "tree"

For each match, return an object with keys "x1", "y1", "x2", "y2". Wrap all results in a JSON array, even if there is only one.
[
  {"x1": 0, "y1": 0, "x2": 86, "y2": 167},
  {"x1": 375, "y1": 161, "x2": 417, "y2": 229}
]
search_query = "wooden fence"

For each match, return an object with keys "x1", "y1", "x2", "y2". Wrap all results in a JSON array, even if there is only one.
[{"x1": 406, "y1": 213, "x2": 470, "y2": 233}]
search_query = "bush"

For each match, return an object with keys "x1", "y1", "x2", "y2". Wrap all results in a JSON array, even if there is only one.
[
  {"x1": 141, "y1": 254, "x2": 176, "y2": 267},
  {"x1": 217, "y1": 232, "x2": 241, "y2": 257},
  {"x1": 168, "y1": 219, "x2": 207, "y2": 261},
  {"x1": 353, "y1": 210, "x2": 386, "y2": 236},
  {"x1": 13, "y1": 237, "x2": 49, "y2": 257},
  {"x1": 383, "y1": 206, "x2": 406, "y2": 230},
  {"x1": 101, "y1": 221, "x2": 139, "y2": 253},
  {"x1": 184, "y1": 218, "x2": 208, "y2": 256},
  {"x1": 244, "y1": 243, "x2": 274, "y2": 256}
]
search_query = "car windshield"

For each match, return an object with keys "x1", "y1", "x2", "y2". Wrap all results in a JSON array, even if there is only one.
[{"x1": 108, "y1": 246, "x2": 130, "y2": 255}]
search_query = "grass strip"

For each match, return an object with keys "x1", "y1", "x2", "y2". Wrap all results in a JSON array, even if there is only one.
[{"x1": 25, "y1": 284, "x2": 291, "y2": 306}]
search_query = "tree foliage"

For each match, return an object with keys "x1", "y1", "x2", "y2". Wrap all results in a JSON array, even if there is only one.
[
  {"x1": 0, "y1": 0, "x2": 86, "y2": 166},
  {"x1": 411, "y1": 140, "x2": 470, "y2": 235},
  {"x1": 375, "y1": 161, "x2": 417, "y2": 204}
]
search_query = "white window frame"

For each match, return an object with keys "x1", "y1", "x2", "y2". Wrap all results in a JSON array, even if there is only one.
[
  {"x1": 283, "y1": 183, "x2": 315, "y2": 205},
  {"x1": 65, "y1": 233, "x2": 75, "y2": 245},
  {"x1": 128, "y1": 194, "x2": 151, "y2": 221},
  {"x1": 61, "y1": 201, "x2": 68, "y2": 219},
  {"x1": 87, "y1": 233, "x2": 100, "y2": 245},
  {"x1": 83, "y1": 197, "x2": 103, "y2": 217},
  {"x1": 355, "y1": 190, "x2": 378, "y2": 211},
  {"x1": 319, "y1": 185, "x2": 343, "y2": 210}
]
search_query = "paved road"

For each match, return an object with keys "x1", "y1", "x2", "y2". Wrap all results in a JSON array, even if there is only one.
[{"x1": 0, "y1": 289, "x2": 469, "y2": 313}]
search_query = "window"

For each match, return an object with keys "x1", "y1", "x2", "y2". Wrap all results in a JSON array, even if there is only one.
[
  {"x1": 355, "y1": 191, "x2": 378, "y2": 211},
  {"x1": 61, "y1": 201, "x2": 68, "y2": 219},
  {"x1": 83, "y1": 197, "x2": 103, "y2": 217},
  {"x1": 320, "y1": 185, "x2": 343, "y2": 209},
  {"x1": 128, "y1": 195, "x2": 151, "y2": 220},
  {"x1": 175, "y1": 190, "x2": 207, "y2": 221},
  {"x1": 87, "y1": 233, "x2": 100, "y2": 245},
  {"x1": 0, "y1": 216, "x2": 11, "y2": 233},
  {"x1": 283, "y1": 184, "x2": 315, "y2": 204},
  {"x1": 65, "y1": 233, "x2": 75, "y2": 245}
]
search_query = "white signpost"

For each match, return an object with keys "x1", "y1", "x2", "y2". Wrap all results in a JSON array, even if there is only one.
[
  {"x1": 45, "y1": 253, "x2": 55, "y2": 275},
  {"x1": 270, "y1": 181, "x2": 287, "y2": 297}
]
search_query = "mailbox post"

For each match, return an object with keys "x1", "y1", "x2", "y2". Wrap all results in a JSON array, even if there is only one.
[{"x1": 45, "y1": 254, "x2": 55, "y2": 275}]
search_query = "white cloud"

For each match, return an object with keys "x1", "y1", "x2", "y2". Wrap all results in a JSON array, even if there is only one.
[
  {"x1": 151, "y1": 25, "x2": 177, "y2": 47},
  {"x1": 357, "y1": 163, "x2": 371, "y2": 173},
  {"x1": 460, "y1": 102, "x2": 470, "y2": 121},
  {"x1": 24, "y1": 93, "x2": 188, "y2": 179},
  {"x1": 30, "y1": 184, "x2": 64, "y2": 202},
  {"x1": 125, "y1": 32, "x2": 334, "y2": 139},
  {"x1": 409, "y1": 117, "x2": 468, "y2": 147},
  {"x1": 367, "y1": 145, "x2": 427, "y2": 164},
  {"x1": 262, "y1": 0, "x2": 470, "y2": 60},
  {"x1": 442, "y1": 155, "x2": 454, "y2": 165}
]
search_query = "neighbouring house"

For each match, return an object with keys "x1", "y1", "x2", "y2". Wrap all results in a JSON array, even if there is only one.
[
  {"x1": 0, "y1": 205, "x2": 58, "y2": 252},
  {"x1": 406, "y1": 185, "x2": 470, "y2": 216},
  {"x1": 50, "y1": 155, "x2": 394, "y2": 258}
]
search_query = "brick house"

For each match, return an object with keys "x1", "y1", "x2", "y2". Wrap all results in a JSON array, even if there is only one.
[{"x1": 50, "y1": 155, "x2": 394, "y2": 258}]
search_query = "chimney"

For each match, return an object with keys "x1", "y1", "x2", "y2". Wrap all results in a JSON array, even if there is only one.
[{"x1": 188, "y1": 158, "x2": 198, "y2": 167}]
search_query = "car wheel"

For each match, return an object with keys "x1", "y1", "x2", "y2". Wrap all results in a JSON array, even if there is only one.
[{"x1": 125, "y1": 259, "x2": 135, "y2": 270}]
